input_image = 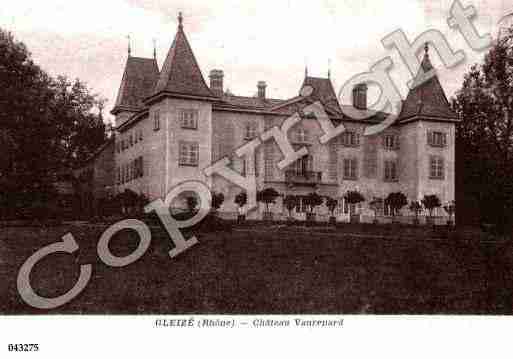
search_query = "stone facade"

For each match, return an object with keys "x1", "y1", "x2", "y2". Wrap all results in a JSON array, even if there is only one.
[{"x1": 108, "y1": 14, "x2": 458, "y2": 223}]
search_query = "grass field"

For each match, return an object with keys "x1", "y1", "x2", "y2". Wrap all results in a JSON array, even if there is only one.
[{"x1": 1, "y1": 223, "x2": 513, "y2": 314}]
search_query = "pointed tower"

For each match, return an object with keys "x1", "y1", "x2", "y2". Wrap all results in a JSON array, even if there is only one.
[
  {"x1": 144, "y1": 12, "x2": 215, "y2": 196},
  {"x1": 399, "y1": 44, "x2": 458, "y2": 122},
  {"x1": 146, "y1": 12, "x2": 216, "y2": 103},
  {"x1": 398, "y1": 43, "x2": 458, "y2": 213},
  {"x1": 111, "y1": 55, "x2": 159, "y2": 127}
]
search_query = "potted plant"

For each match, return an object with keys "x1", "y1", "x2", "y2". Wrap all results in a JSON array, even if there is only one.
[
  {"x1": 369, "y1": 197, "x2": 383, "y2": 224},
  {"x1": 443, "y1": 200, "x2": 456, "y2": 227},
  {"x1": 257, "y1": 187, "x2": 280, "y2": 221},
  {"x1": 304, "y1": 192, "x2": 324, "y2": 224},
  {"x1": 385, "y1": 192, "x2": 407, "y2": 224},
  {"x1": 422, "y1": 194, "x2": 441, "y2": 226},
  {"x1": 325, "y1": 196, "x2": 338, "y2": 225},
  {"x1": 344, "y1": 190, "x2": 365, "y2": 223},
  {"x1": 283, "y1": 194, "x2": 298, "y2": 223},
  {"x1": 409, "y1": 201, "x2": 423, "y2": 225},
  {"x1": 234, "y1": 192, "x2": 247, "y2": 223}
]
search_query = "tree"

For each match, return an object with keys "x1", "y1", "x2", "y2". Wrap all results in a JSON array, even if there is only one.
[
  {"x1": 452, "y1": 25, "x2": 513, "y2": 229},
  {"x1": 409, "y1": 201, "x2": 423, "y2": 224},
  {"x1": 257, "y1": 187, "x2": 280, "y2": 213},
  {"x1": 283, "y1": 194, "x2": 298, "y2": 219},
  {"x1": 0, "y1": 28, "x2": 107, "y2": 217},
  {"x1": 369, "y1": 197, "x2": 384, "y2": 223},
  {"x1": 211, "y1": 192, "x2": 225, "y2": 211},
  {"x1": 325, "y1": 196, "x2": 338, "y2": 217},
  {"x1": 344, "y1": 191, "x2": 365, "y2": 207},
  {"x1": 385, "y1": 192, "x2": 407, "y2": 218},
  {"x1": 51, "y1": 76, "x2": 108, "y2": 168},
  {"x1": 443, "y1": 200, "x2": 456, "y2": 225},
  {"x1": 234, "y1": 192, "x2": 247, "y2": 209},
  {"x1": 304, "y1": 192, "x2": 324, "y2": 216},
  {"x1": 422, "y1": 194, "x2": 441, "y2": 218}
]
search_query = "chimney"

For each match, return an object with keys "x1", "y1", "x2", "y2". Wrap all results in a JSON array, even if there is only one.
[
  {"x1": 352, "y1": 83, "x2": 368, "y2": 110},
  {"x1": 209, "y1": 69, "x2": 224, "y2": 96},
  {"x1": 257, "y1": 81, "x2": 267, "y2": 99}
]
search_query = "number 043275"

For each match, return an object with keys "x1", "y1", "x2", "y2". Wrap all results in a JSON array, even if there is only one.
[{"x1": 7, "y1": 344, "x2": 39, "y2": 352}]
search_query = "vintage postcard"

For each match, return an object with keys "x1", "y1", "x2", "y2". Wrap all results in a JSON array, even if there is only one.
[{"x1": 1, "y1": 0, "x2": 513, "y2": 357}]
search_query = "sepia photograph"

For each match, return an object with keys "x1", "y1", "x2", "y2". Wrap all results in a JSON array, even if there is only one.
[{"x1": 1, "y1": 0, "x2": 513, "y2": 356}]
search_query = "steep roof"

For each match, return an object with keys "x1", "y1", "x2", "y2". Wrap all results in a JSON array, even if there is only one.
[
  {"x1": 219, "y1": 94, "x2": 285, "y2": 110},
  {"x1": 399, "y1": 46, "x2": 458, "y2": 122},
  {"x1": 150, "y1": 14, "x2": 216, "y2": 101},
  {"x1": 300, "y1": 76, "x2": 343, "y2": 115},
  {"x1": 112, "y1": 57, "x2": 159, "y2": 115}
]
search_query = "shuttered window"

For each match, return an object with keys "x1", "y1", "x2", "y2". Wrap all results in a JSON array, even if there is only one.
[
  {"x1": 341, "y1": 131, "x2": 360, "y2": 147},
  {"x1": 384, "y1": 160, "x2": 398, "y2": 181},
  {"x1": 328, "y1": 141, "x2": 338, "y2": 181},
  {"x1": 343, "y1": 158, "x2": 358, "y2": 180},
  {"x1": 427, "y1": 131, "x2": 447, "y2": 147},
  {"x1": 383, "y1": 134, "x2": 400, "y2": 150}
]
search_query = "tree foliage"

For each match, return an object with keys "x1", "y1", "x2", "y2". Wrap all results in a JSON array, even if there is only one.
[
  {"x1": 283, "y1": 194, "x2": 298, "y2": 217},
  {"x1": 234, "y1": 192, "x2": 247, "y2": 208},
  {"x1": 385, "y1": 192, "x2": 407, "y2": 216},
  {"x1": 422, "y1": 194, "x2": 441, "y2": 217},
  {"x1": 452, "y1": 26, "x2": 513, "y2": 228},
  {"x1": 344, "y1": 190, "x2": 365, "y2": 205},
  {"x1": 0, "y1": 28, "x2": 107, "y2": 212},
  {"x1": 325, "y1": 196, "x2": 338, "y2": 216},
  {"x1": 304, "y1": 192, "x2": 324, "y2": 214},
  {"x1": 211, "y1": 192, "x2": 225, "y2": 211},
  {"x1": 257, "y1": 187, "x2": 280, "y2": 212}
]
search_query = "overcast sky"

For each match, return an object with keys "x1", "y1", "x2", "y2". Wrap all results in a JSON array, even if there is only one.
[{"x1": 1, "y1": 0, "x2": 512, "y2": 123}]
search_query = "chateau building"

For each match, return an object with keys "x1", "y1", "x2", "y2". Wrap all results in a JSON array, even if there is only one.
[{"x1": 110, "y1": 13, "x2": 458, "y2": 222}]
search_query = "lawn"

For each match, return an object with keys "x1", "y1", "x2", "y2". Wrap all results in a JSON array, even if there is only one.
[{"x1": 1, "y1": 223, "x2": 513, "y2": 314}]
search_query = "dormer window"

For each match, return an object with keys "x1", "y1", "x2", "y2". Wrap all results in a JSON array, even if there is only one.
[{"x1": 180, "y1": 109, "x2": 198, "y2": 129}]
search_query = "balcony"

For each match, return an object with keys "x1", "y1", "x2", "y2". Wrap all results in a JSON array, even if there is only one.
[{"x1": 285, "y1": 170, "x2": 322, "y2": 187}]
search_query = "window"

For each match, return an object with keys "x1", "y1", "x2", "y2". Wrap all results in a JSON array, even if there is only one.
[
  {"x1": 343, "y1": 158, "x2": 358, "y2": 180},
  {"x1": 291, "y1": 154, "x2": 313, "y2": 175},
  {"x1": 180, "y1": 109, "x2": 198, "y2": 129},
  {"x1": 136, "y1": 157, "x2": 144, "y2": 178},
  {"x1": 293, "y1": 127, "x2": 309, "y2": 143},
  {"x1": 428, "y1": 131, "x2": 447, "y2": 147},
  {"x1": 245, "y1": 123, "x2": 258, "y2": 140},
  {"x1": 429, "y1": 156, "x2": 444, "y2": 179},
  {"x1": 384, "y1": 134, "x2": 399, "y2": 150},
  {"x1": 341, "y1": 131, "x2": 360, "y2": 147},
  {"x1": 179, "y1": 141, "x2": 199, "y2": 166},
  {"x1": 384, "y1": 160, "x2": 398, "y2": 181},
  {"x1": 153, "y1": 110, "x2": 160, "y2": 131},
  {"x1": 139, "y1": 129, "x2": 143, "y2": 141},
  {"x1": 116, "y1": 167, "x2": 120, "y2": 185}
]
